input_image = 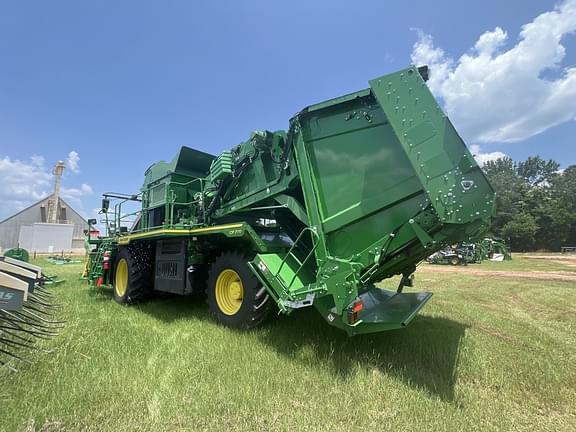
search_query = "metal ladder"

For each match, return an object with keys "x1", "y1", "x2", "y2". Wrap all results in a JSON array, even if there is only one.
[
  {"x1": 88, "y1": 239, "x2": 113, "y2": 286},
  {"x1": 274, "y1": 227, "x2": 319, "y2": 293}
]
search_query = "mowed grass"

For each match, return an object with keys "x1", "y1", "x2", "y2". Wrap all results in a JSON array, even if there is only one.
[
  {"x1": 471, "y1": 253, "x2": 576, "y2": 272},
  {"x1": 1, "y1": 256, "x2": 575, "y2": 431}
]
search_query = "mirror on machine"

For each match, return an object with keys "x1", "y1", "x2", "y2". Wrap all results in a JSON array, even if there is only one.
[{"x1": 101, "y1": 198, "x2": 110, "y2": 213}]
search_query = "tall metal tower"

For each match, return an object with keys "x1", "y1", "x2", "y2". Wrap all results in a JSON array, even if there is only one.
[{"x1": 46, "y1": 161, "x2": 66, "y2": 224}]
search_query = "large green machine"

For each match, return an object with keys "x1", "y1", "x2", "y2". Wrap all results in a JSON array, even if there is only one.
[{"x1": 87, "y1": 66, "x2": 495, "y2": 335}]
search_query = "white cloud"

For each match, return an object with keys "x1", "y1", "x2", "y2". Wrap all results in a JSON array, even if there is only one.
[
  {"x1": 411, "y1": 0, "x2": 576, "y2": 143},
  {"x1": 66, "y1": 150, "x2": 80, "y2": 173},
  {"x1": 0, "y1": 154, "x2": 93, "y2": 220},
  {"x1": 0, "y1": 156, "x2": 52, "y2": 208},
  {"x1": 61, "y1": 183, "x2": 94, "y2": 199},
  {"x1": 469, "y1": 144, "x2": 508, "y2": 166}
]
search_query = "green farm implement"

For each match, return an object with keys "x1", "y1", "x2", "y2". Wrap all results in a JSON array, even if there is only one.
[
  {"x1": 427, "y1": 242, "x2": 482, "y2": 265},
  {"x1": 480, "y1": 238, "x2": 512, "y2": 261},
  {"x1": 0, "y1": 256, "x2": 64, "y2": 371},
  {"x1": 4, "y1": 248, "x2": 30, "y2": 263},
  {"x1": 87, "y1": 66, "x2": 495, "y2": 335}
]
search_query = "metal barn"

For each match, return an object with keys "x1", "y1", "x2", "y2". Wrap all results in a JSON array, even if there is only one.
[{"x1": 0, "y1": 195, "x2": 88, "y2": 253}]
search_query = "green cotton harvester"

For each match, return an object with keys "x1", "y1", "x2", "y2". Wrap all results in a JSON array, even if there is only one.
[{"x1": 87, "y1": 66, "x2": 495, "y2": 335}]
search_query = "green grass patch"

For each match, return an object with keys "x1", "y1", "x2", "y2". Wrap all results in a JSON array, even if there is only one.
[
  {"x1": 474, "y1": 253, "x2": 576, "y2": 272},
  {"x1": 1, "y1": 258, "x2": 575, "y2": 431}
]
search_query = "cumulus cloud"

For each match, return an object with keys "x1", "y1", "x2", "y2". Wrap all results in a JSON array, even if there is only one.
[
  {"x1": 0, "y1": 154, "x2": 93, "y2": 220},
  {"x1": 66, "y1": 150, "x2": 80, "y2": 173},
  {"x1": 469, "y1": 144, "x2": 508, "y2": 166},
  {"x1": 61, "y1": 183, "x2": 94, "y2": 199},
  {"x1": 0, "y1": 156, "x2": 52, "y2": 207},
  {"x1": 411, "y1": 0, "x2": 576, "y2": 143}
]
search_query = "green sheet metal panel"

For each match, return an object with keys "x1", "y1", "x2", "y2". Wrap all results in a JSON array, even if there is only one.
[
  {"x1": 299, "y1": 90, "x2": 428, "y2": 259},
  {"x1": 172, "y1": 146, "x2": 216, "y2": 177},
  {"x1": 369, "y1": 67, "x2": 495, "y2": 224}
]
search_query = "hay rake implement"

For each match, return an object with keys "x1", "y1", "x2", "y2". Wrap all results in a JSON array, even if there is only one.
[{"x1": 0, "y1": 257, "x2": 64, "y2": 372}]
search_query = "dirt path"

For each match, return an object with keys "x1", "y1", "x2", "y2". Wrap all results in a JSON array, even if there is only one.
[
  {"x1": 523, "y1": 255, "x2": 576, "y2": 261},
  {"x1": 522, "y1": 255, "x2": 576, "y2": 267},
  {"x1": 419, "y1": 266, "x2": 576, "y2": 282}
]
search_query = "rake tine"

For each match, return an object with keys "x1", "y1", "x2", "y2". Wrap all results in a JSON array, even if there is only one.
[
  {"x1": 34, "y1": 287, "x2": 55, "y2": 297},
  {"x1": 4, "y1": 315, "x2": 58, "y2": 331},
  {"x1": 28, "y1": 294, "x2": 62, "y2": 309},
  {"x1": 25, "y1": 300, "x2": 63, "y2": 313},
  {"x1": 1, "y1": 336, "x2": 51, "y2": 354},
  {"x1": 0, "y1": 336, "x2": 41, "y2": 351},
  {"x1": 14, "y1": 309, "x2": 66, "y2": 326},
  {"x1": 0, "y1": 347, "x2": 32, "y2": 364},
  {"x1": 31, "y1": 289, "x2": 54, "y2": 300},
  {"x1": 0, "y1": 358, "x2": 18, "y2": 372},
  {"x1": 21, "y1": 303, "x2": 54, "y2": 317},
  {"x1": 11, "y1": 318, "x2": 61, "y2": 336},
  {"x1": 0, "y1": 327, "x2": 36, "y2": 343},
  {"x1": 35, "y1": 285, "x2": 53, "y2": 293},
  {"x1": 0, "y1": 324, "x2": 58, "y2": 339},
  {"x1": 34, "y1": 286, "x2": 54, "y2": 298},
  {"x1": 3, "y1": 310, "x2": 57, "y2": 328}
]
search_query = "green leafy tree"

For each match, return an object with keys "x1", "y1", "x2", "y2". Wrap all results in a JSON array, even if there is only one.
[
  {"x1": 516, "y1": 156, "x2": 559, "y2": 187},
  {"x1": 483, "y1": 156, "x2": 570, "y2": 251},
  {"x1": 550, "y1": 165, "x2": 576, "y2": 246},
  {"x1": 483, "y1": 157, "x2": 527, "y2": 235},
  {"x1": 501, "y1": 213, "x2": 538, "y2": 251}
]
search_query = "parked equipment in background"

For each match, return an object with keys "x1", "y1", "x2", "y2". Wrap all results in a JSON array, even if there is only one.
[
  {"x1": 86, "y1": 66, "x2": 495, "y2": 335},
  {"x1": 480, "y1": 238, "x2": 512, "y2": 261},
  {"x1": 0, "y1": 256, "x2": 64, "y2": 371},
  {"x1": 3, "y1": 248, "x2": 30, "y2": 263},
  {"x1": 427, "y1": 242, "x2": 482, "y2": 265},
  {"x1": 46, "y1": 255, "x2": 82, "y2": 265}
]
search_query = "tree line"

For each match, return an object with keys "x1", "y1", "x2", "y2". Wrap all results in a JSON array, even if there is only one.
[{"x1": 482, "y1": 156, "x2": 576, "y2": 252}]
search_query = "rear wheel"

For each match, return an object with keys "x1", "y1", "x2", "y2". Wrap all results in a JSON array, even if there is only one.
[
  {"x1": 207, "y1": 252, "x2": 273, "y2": 329},
  {"x1": 113, "y1": 244, "x2": 153, "y2": 304},
  {"x1": 450, "y1": 256, "x2": 460, "y2": 266}
]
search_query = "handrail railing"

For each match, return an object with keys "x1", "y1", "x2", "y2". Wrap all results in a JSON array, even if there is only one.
[{"x1": 275, "y1": 227, "x2": 319, "y2": 291}]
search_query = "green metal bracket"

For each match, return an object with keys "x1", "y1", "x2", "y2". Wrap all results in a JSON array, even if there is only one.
[{"x1": 408, "y1": 218, "x2": 434, "y2": 248}]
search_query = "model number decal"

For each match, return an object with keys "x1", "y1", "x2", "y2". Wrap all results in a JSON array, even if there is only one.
[{"x1": 0, "y1": 292, "x2": 15, "y2": 301}]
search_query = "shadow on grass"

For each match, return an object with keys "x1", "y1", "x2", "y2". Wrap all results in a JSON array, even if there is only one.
[
  {"x1": 87, "y1": 287, "x2": 209, "y2": 322},
  {"x1": 257, "y1": 309, "x2": 468, "y2": 401},
  {"x1": 134, "y1": 292, "x2": 467, "y2": 401},
  {"x1": 87, "y1": 286, "x2": 114, "y2": 302}
]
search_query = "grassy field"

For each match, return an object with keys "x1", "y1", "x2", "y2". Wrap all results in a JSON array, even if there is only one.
[{"x1": 1, "y1": 256, "x2": 575, "y2": 431}]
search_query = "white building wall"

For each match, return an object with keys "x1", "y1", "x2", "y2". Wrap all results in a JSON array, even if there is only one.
[
  {"x1": 17, "y1": 225, "x2": 34, "y2": 251},
  {"x1": 27, "y1": 223, "x2": 74, "y2": 253}
]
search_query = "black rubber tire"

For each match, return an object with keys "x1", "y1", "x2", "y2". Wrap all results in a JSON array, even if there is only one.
[
  {"x1": 450, "y1": 257, "x2": 460, "y2": 266},
  {"x1": 113, "y1": 244, "x2": 154, "y2": 304},
  {"x1": 206, "y1": 251, "x2": 273, "y2": 329}
]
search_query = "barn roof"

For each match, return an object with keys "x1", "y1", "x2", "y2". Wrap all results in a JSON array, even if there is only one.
[{"x1": 0, "y1": 194, "x2": 88, "y2": 225}]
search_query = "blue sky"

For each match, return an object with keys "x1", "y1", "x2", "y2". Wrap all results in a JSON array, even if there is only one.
[{"x1": 0, "y1": 0, "x2": 574, "y2": 221}]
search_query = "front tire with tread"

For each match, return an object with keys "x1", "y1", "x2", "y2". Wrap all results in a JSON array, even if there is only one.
[
  {"x1": 113, "y1": 244, "x2": 153, "y2": 304},
  {"x1": 206, "y1": 251, "x2": 273, "y2": 329}
]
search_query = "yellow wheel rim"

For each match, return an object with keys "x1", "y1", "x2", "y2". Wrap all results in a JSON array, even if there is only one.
[
  {"x1": 115, "y1": 258, "x2": 128, "y2": 297},
  {"x1": 215, "y1": 269, "x2": 243, "y2": 315}
]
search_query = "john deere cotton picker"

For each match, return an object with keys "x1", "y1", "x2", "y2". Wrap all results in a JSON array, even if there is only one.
[{"x1": 86, "y1": 66, "x2": 495, "y2": 335}]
